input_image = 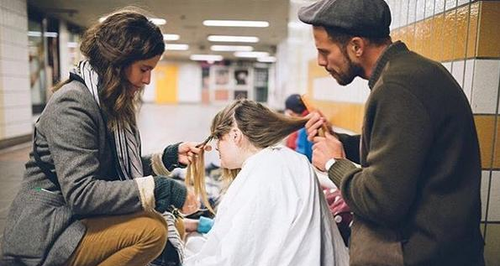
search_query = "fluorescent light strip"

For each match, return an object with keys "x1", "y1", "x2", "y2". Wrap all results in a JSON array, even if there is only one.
[
  {"x1": 149, "y1": 18, "x2": 167, "y2": 25},
  {"x1": 234, "y1": 51, "x2": 269, "y2": 58},
  {"x1": 165, "y1": 44, "x2": 189, "y2": 51},
  {"x1": 163, "y1": 34, "x2": 180, "y2": 41},
  {"x1": 190, "y1": 54, "x2": 223, "y2": 61},
  {"x1": 28, "y1": 31, "x2": 58, "y2": 38},
  {"x1": 210, "y1": 45, "x2": 253, "y2": 52},
  {"x1": 203, "y1": 20, "x2": 269, "y2": 27},
  {"x1": 67, "y1": 42, "x2": 79, "y2": 48},
  {"x1": 257, "y1": 56, "x2": 277, "y2": 63},
  {"x1": 208, "y1": 35, "x2": 259, "y2": 43},
  {"x1": 99, "y1": 16, "x2": 166, "y2": 25}
]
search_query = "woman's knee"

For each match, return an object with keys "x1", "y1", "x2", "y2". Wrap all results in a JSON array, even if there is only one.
[{"x1": 135, "y1": 212, "x2": 168, "y2": 253}]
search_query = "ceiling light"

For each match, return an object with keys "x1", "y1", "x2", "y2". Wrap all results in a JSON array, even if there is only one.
[
  {"x1": 234, "y1": 51, "x2": 269, "y2": 58},
  {"x1": 203, "y1": 20, "x2": 269, "y2": 27},
  {"x1": 165, "y1": 44, "x2": 189, "y2": 51},
  {"x1": 257, "y1": 56, "x2": 277, "y2": 63},
  {"x1": 163, "y1": 34, "x2": 180, "y2": 41},
  {"x1": 190, "y1": 54, "x2": 223, "y2": 61},
  {"x1": 210, "y1": 45, "x2": 254, "y2": 52},
  {"x1": 67, "y1": 42, "x2": 79, "y2": 48},
  {"x1": 208, "y1": 35, "x2": 259, "y2": 43},
  {"x1": 149, "y1": 18, "x2": 167, "y2": 25},
  {"x1": 28, "y1": 31, "x2": 58, "y2": 38},
  {"x1": 99, "y1": 16, "x2": 166, "y2": 26}
]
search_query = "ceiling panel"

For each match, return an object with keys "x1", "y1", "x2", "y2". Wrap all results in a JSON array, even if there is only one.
[{"x1": 28, "y1": 0, "x2": 290, "y2": 61}]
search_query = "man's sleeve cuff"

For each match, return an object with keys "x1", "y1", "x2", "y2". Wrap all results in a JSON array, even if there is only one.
[{"x1": 327, "y1": 158, "x2": 357, "y2": 187}]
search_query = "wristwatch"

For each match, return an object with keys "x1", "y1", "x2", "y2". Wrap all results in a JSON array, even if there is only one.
[{"x1": 325, "y1": 158, "x2": 336, "y2": 172}]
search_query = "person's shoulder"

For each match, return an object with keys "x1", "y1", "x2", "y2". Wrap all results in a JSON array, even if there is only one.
[{"x1": 49, "y1": 80, "x2": 98, "y2": 110}]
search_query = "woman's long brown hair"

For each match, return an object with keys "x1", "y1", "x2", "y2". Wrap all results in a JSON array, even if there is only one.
[
  {"x1": 186, "y1": 99, "x2": 308, "y2": 214},
  {"x1": 55, "y1": 8, "x2": 165, "y2": 130}
]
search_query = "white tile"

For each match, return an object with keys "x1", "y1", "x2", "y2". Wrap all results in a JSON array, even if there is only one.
[
  {"x1": 481, "y1": 171, "x2": 490, "y2": 221},
  {"x1": 435, "y1": 0, "x2": 446, "y2": 14},
  {"x1": 471, "y1": 59, "x2": 500, "y2": 114},
  {"x1": 0, "y1": 59, "x2": 29, "y2": 77},
  {"x1": 457, "y1": 0, "x2": 470, "y2": 7},
  {"x1": 408, "y1": 0, "x2": 417, "y2": 24},
  {"x1": 0, "y1": 91, "x2": 31, "y2": 108},
  {"x1": 2, "y1": 106, "x2": 31, "y2": 124},
  {"x1": 451, "y1": 60, "x2": 465, "y2": 88},
  {"x1": 0, "y1": 43, "x2": 28, "y2": 61},
  {"x1": 4, "y1": 121, "x2": 31, "y2": 138},
  {"x1": 416, "y1": 0, "x2": 425, "y2": 21},
  {"x1": 1, "y1": 75, "x2": 29, "y2": 92},
  {"x1": 442, "y1": 61, "x2": 452, "y2": 73},
  {"x1": 401, "y1": 0, "x2": 410, "y2": 26},
  {"x1": 0, "y1": 27, "x2": 22, "y2": 45},
  {"x1": 425, "y1": 0, "x2": 435, "y2": 18},
  {"x1": 486, "y1": 171, "x2": 500, "y2": 222},
  {"x1": 445, "y1": 0, "x2": 457, "y2": 10},
  {"x1": 463, "y1": 59, "x2": 474, "y2": 104}
]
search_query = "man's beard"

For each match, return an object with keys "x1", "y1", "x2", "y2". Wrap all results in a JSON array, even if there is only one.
[{"x1": 334, "y1": 46, "x2": 363, "y2": 86}]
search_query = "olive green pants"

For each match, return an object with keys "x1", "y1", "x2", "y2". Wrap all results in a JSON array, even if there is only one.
[{"x1": 66, "y1": 211, "x2": 168, "y2": 266}]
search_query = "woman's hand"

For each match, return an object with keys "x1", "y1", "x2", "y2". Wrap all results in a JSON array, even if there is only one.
[{"x1": 178, "y1": 142, "x2": 202, "y2": 165}]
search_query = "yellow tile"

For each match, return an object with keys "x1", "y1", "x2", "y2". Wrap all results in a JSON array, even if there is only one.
[
  {"x1": 391, "y1": 29, "x2": 401, "y2": 42},
  {"x1": 467, "y1": 2, "x2": 480, "y2": 59},
  {"x1": 406, "y1": 25, "x2": 416, "y2": 51},
  {"x1": 421, "y1": 18, "x2": 433, "y2": 58},
  {"x1": 155, "y1": 64, "x2": 178, "y2": 104},
  {"x1": 431, "y1": 13, "x2": 445, "y2": 61},
  {"x1": 474, "y1": 115, "x2": 500, "y2": 169},
  {"x1": 453, "y1": 5, "x2": 470, "y2": 60},
  {"x1": 397, "y1": 27, "x2": 407, "y2": 45},
  {"x1": 442, "y1": 10, "x2": 457, "y2": 62},
  {"x1": 413, "y1": 21, "x2": 424, "y2": 55},
  {"x1": 307, "y1": 60, "x2": 329, "y2": 96},
  {"x1": 484, "y1": 224, "x2": 500, "y2": 266},
  {"x1": 311, "y1": 100, "x2": 364, "y2": 134},
  {"x1": 477, "y1": 1, "x2": 500, "y2": 58}
]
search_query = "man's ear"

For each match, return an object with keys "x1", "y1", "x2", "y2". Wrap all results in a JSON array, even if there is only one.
[{"x1": 350, "y1": 37, "x2": 365, "y2": 57}]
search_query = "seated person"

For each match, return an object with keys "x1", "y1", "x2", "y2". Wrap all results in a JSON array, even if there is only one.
[
  {"x1": 284, "y1": 94, "x2": 313, "y2": 161},
  {"x1": 183, "y1": 99, "x2": 349, "y2": 266}
]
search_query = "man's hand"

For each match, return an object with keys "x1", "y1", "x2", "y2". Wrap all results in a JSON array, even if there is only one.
[
  {"x1": 312, "y1": 132, "x2": 346, "y2": 171},
  {"x1": 305, "y1": 111, "x2": 332, "y2": 141}
]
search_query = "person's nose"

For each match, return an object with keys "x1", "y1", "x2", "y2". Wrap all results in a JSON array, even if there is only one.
[
  {"x1": 142, "y1": 72, "x2": 151, "y2": 85},
  {"x1": 317, "y1": 54, "x2": 327, "y2": 67}
]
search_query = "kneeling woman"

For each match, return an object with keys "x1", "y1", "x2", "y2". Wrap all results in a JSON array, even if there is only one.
[{"x1": 184, "y1": 100, "x2": 349, "y2": 266}]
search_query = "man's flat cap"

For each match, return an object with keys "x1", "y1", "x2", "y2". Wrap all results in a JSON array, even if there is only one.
[{"x1": 298, "y1": 0, "x2": 391, "y2": 38}]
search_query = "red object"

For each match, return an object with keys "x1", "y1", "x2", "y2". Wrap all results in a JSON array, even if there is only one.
[
  {"x1": 323, "y1": 187, "x2": 352, "y2": 246},
  {"x1": 286, "y1": 131, "x2": 298, "y2": 150}
]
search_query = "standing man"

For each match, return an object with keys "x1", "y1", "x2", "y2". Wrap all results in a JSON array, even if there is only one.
[{"x1": 299, "y1": 0, "x2": 484, "y2": 265}]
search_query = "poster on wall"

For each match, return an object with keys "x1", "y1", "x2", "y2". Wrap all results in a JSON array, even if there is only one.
[
  {"x1": 215, "y1": 68, "x2": 230, "y2": 86},
  {"x1": 234, "y1": 90, "x2": 248, "y2": 99},
  {"x1": 214, "y1": 89, "x2": 229, "y2": 101},
  {"x1": 234, "y1": 69, "x2": 249, "y2": 86}
]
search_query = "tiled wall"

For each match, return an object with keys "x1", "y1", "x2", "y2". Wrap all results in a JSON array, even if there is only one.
[
  {"x1": 307, "y1": 0, "x2": 500, "y2": 264},
  {"x1": 0, "y1": 0, "x2": 31, "y2": 142}
]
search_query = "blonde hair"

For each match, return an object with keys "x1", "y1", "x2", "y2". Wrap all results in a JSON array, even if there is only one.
[{"x1": 186, "y1": 99, "x2": 308, "y2": 213}]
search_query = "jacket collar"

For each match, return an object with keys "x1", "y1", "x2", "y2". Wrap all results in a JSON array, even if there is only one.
[{"x1": 368, "y1": 41, "x2": 409, "y2": 89}]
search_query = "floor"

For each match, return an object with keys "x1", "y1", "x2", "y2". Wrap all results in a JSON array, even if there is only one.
[{"x1": 0, "y1": 103, "x2": 222, "y2": 244}]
